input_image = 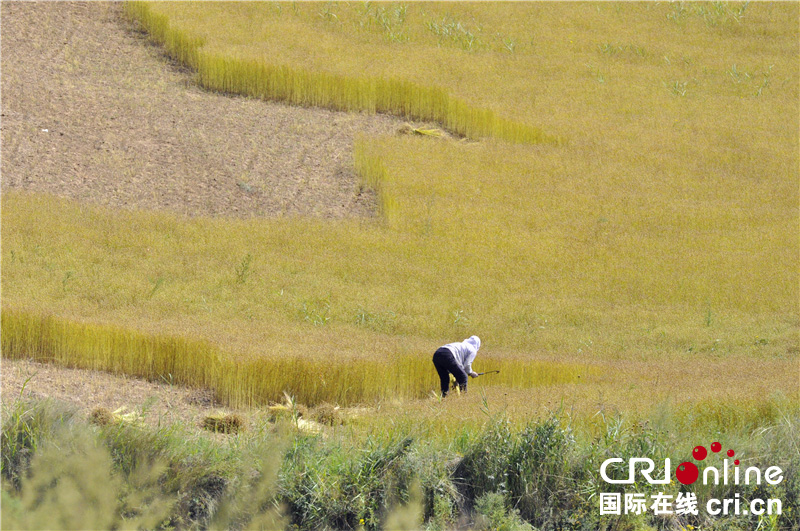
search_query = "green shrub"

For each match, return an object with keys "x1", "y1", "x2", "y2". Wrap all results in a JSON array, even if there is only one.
[
  {"x1": 280, "y1": 433, "x2": 415, "y2": 530},
  {"x1": 474, "y1": 491, "x2": 535, "y2": 531},
  {"x1": 1, "y1": 399, "x2": 78, "y2": 491},
  {"x1": 2, "y1": 398, "x2": 798, "y2": 530}
]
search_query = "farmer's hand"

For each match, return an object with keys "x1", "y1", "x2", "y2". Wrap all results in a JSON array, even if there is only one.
[{"x1": 469, "y1": 371, "x2": 479, "y2": 378}]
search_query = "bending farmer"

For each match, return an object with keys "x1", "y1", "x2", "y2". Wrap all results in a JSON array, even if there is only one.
[{"x1": 432, "y1": 336, "x2": 481, "y2": 397}]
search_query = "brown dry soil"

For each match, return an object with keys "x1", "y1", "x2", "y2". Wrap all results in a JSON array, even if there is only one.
[
  {"x1": 0, "y1": 1, "x2": 438, "y2": 218},
  {"x1": 2, "y1": 359, "x2": 360, "y2": 434},
  {"x1": 1, "y1": 359, "x2": 226, "y2": 430}
]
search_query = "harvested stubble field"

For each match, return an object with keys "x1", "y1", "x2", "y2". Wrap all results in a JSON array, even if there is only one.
[
  {"x1": 1, "y1": 2, "x2": 799, "y2": 528},
  {"x1": 1, "y1": 359, "x2": 224, "y2": 431},
  {"x1": 0, "y1": 1, "x2": 426, "y2": 218}
]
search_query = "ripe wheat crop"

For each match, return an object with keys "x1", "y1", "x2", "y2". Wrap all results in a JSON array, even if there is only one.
[{"x1": 2, "y1": 1, "x2": 797, "y2": 415}]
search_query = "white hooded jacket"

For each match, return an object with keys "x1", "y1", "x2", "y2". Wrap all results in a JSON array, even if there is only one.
[{"x1": 442, "y1": 336, "x2": 481, "y2": 375}]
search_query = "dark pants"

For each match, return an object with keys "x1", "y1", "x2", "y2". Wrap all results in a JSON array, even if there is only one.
[{"x1": 432, "y1": 347, "x2": 467, "y2": 397}]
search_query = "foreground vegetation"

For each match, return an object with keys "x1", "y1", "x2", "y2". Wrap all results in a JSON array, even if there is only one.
[{"x1": 3, "y1": 397, "x2": 798, "y2": 531}]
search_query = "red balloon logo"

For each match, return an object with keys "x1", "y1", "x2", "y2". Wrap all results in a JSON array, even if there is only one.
[
  {"x1": 675, "y1": 462, "x2": 699, "y2": 485},
  {"x1": 692, "y1": 445, "x2": 708, "y2": 461}
]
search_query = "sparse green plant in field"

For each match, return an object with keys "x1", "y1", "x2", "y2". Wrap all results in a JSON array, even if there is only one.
[
  {"x1": 426, "y1": 16, "x2": 483, "y2": 53},
  {"x1": 756, "y1": 64, "x2": 774, "y2": 97},
  {"x1": 670, "y1": 79, "x2": 688, "y2": 96},
  {"x1": 148, "y1": 276, "x2": 165, "y2": 298},
  {"x1": 234, "y1": 252, "x2": 253, "y2": 284},
  {"x1": 300, "y1": 296, "x2": 331, "y2": 326},
  {"x1": 667, "y1": 2, "x2": 690, "y2": 24},
  {"x1": 599, "y1": 42, "x2": 621, "y2": 56},
  {"x1": 355, "y1": 307, "x2": 373, "y2": 326},
  {"x1": 452, "y1": 309, "x2": 469, "y2": 327},
  {"x1": 360, "y1": 2, "x2": 409, "y2": 43},
  {"x1": 585, "y1": 62, "x2": 606, "y2": 83},
  {"x1": 236, "y1": 180, "x2": 254, "y2": 194},
  {"x1": 318, "y1": 2, "x2": 339, "y2": 24},
  {"x1": 598, "y1": 42, "x2": 647, "y2": 60},
  {"x1": 667, "y1": 1, "x2": 749, "y2": 27},
  {"x1": 728, "y1": 63, "x2": 752, "y2": 84},
  {"x1": 60, "y1": 270, "x2": 73, "y2": 293},
  {"x1": 700, "y1": 1, "x2": 749, "y2": 27},
  {"x1": 355, "y1": 307, "x2": 397, "y2": 333}
]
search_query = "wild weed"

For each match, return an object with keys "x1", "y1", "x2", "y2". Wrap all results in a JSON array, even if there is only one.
[
  {"x1": 756, "y1": 64, "x2": 774, "y2": 97},
  {"x1": 280, "y1": 433, "x2": 415, "y2": 530},
  {"x1": 2, "y1": 398, "x2": 798, "y2": 529},
  {"x1": 354, "y1": 307, "x2": 397, "y2": 333},
  {"x1": 670, "y1": 79, "x2": 689, "y2": 96},
  {"x1": 473, "y1": 491, "x2": 534, "y2": 531},
  {"x1": 234, "y1": 253, "x2": 253, "y2": 284},
  {"x1": 299, "y1": 296, "x2": 331, "y2": 326},
  {"x1": 1, "y1": 398, "x2": 78, "y2": 491},
  {"x1": 425, "y1": 16, "x2": 483, "y2": 53}
]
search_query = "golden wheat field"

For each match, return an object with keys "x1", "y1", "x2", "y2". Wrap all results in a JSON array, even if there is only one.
[{"x1": 2, "y1": 1, "x2": 797, "y2": 429}]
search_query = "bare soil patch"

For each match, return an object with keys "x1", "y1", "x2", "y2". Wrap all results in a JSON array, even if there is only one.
[
  {"x1": 1, "y1": 359, "x2": 225, "y2": 429},
  {"x1": 1, "y1": 1, "x2": 427, "y2": 218},
  {"x1": 1, "y1": 359, "x2": 369, "y2": 434}
]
